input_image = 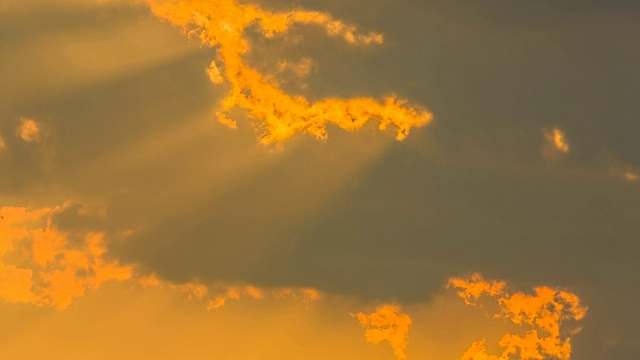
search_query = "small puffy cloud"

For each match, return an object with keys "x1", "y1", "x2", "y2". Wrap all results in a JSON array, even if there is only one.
[
  {"x1": 0, "y1": 134, "x2": 6, "y2": 150},
  {"x1": 542, "y1": 127, "x2": 569, "y2": 161},
  {"x1": 18, "y1": 117, "x2": 42, "y2": 143},
  {"x1": 353, "y1": 305, "x2": 412, "y2": 360}
]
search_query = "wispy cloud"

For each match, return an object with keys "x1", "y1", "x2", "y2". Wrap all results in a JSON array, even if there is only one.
[
  {"x1": 144, "y1": 0, "x2": 432, "y2": 143},
  {"x1": 139, "y1": 273, "x2": 323, "y2": 310}
]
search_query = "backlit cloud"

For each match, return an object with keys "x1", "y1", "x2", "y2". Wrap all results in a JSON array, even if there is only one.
[
  {"x1": 354, "y1": 305, "x2": 412, "y2": 360},
  {"x1": 450, "y1": 273, "x2": 587, "y2": 360},
  {"x1": 144, "y1": 0, "x2": 433, "y2": 143}
]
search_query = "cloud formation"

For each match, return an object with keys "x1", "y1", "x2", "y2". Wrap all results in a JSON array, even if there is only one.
[
  {"x1": 354, "y1": 305, "x2": 412, "y2": 360},
  {"x1": 139, "y1": 273, "x2": 323, "y2": 310},
  {"x1": 449, "y1": 273, "x2": 587, "y2": 360},
  {"x1": 144, "y1": 0, "x2": 432, "y2": 143},
  {"x1": 0, "y1": 203, "x2": 132, "y2": 309},
  {"x1": 0, "y1": 201, "x2": 325, "y2": 311}
]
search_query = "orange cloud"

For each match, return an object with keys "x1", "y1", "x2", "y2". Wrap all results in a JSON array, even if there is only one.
[
  {"x1": 18, "y1": 117, "x2": 42, "y2": 143},
  {"x1": 449, "y1": 273, "x2": 507, "y2": 306},
  {"x1": 138, "y1": 273, "x2": 322, "y2": 310},
  {"x1": 1, "y1": 202, "x2": 325, "y2": 311},
  {"x1": 354, "y1": 305, "x2": 412, "y2": 360},
  {"x1": 144, "y1": 0, "x2": 433, "y2": 143},
  {"x1": 542, "y1": 127, "x2": 569, "y2": 161},
  {"x1": 0, "y1": 133, "x2": 6, "y2": 150},
  {"x1": 450, "y1": 273, "x2": 587, "y2": 360},
  {"x1": 0, "y1": 202, "x2": 132, "y2": 309}
]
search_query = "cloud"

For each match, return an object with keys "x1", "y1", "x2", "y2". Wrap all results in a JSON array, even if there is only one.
[
  {"x1": 353, "y1": 305, "x2": 412, "y2": 360},
  {"x1": 0, "y1": 202, "x2": 132, "y2": 309},
  {"x1": 449, "y1": 273, "x2": 587, "y2": 360},
  {"x1": 18, "y1": 117, "x2": 42, "y2": 143},
  {"x1": 138, "y1": 273, "x2": 323, "y2": 310},
  {"x1": 144, "y1": 0, "x2": 433, "y2": 143},
  {"x1": 0, "y1": 201, "x2": 327, "y2": 310},
  {"x1": 0, "y1": 133, "x2": 5, "y2": 150},
  {"x1": 277, "y1": 57, "x2": 314, "y2": 79},
  {"x1": 542, "y1": 127, "x2": 569, "y2": 161}
]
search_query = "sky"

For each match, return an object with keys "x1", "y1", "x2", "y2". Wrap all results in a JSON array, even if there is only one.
[{"x1": 0, "y1": 0, "x2": 639, "y2": 359}]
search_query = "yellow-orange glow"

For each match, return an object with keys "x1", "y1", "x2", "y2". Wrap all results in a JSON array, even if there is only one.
[
  {"x1": 19, "y1": 117, "x2": 41, "y2": 143},
  {"x1": 544, "y1": 127, "x2": 569, "y2": 154},
  {"x1": 449, "y1": 273, "x2": 507, "y2": 306},
  {"x1": 137, "y1": 273, "x2": 322, "y2": 310},
  {"x1": 450, "y1": 273, "x2": 587, "y2": 360},
  {"x1": 354, "y1": 305, "x2": 412, "y2": 360},
  {"x1": 623, "y1": 171, "x2": 638, "y2": 182},
  {"x1": 145, "y1": 0, "x2": 432, "y2": 143},
  {"x1": 1, "y1": 203, "x2": 326, "y2": 310},
  {"x1": 0, "y1": 203, "x2": 132, "y2": 309}
]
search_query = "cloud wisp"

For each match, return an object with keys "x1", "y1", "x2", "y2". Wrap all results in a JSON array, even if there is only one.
[{"x1": 144, "y1": 0, "x2": 433, "y2": 143}]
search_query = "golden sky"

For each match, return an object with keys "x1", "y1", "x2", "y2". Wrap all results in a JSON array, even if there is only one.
[{"x1": 1, "y1": 0, "x2": 639, "y2": 359}]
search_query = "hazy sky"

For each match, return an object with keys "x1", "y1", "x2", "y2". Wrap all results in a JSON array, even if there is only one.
[{"x1": 1, "y1": 0, "x2": 639, "y2": 359}]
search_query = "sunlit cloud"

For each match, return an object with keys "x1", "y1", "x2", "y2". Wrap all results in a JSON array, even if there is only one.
[
  {"x1": 449, "y1": 273, "x2": 587, "y2": 360},
  {"x1": 353, "y1": 305, "x2": 412, "y2": 360},
  {"x1": 0, "y1": 134, "x2": 6, "y2": 151},
  {"x1": 144, "y1": 0, "x2": 433, "y2": 143},
  {"x1": 18, "y1": 117, "x2": 42, "y2": 143},
  {"x1": 0, "y1": 202, "x2": 325, "y2": 311},
  {"x1": 542, "y1": 127, "x2": 569, "y2": 162},
  {"x1": 137, "y1": 273, "x2": 322, "y2": 310},
  {"x1": 0, "y1": 203, "x2": 132, "y2": 309}
]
